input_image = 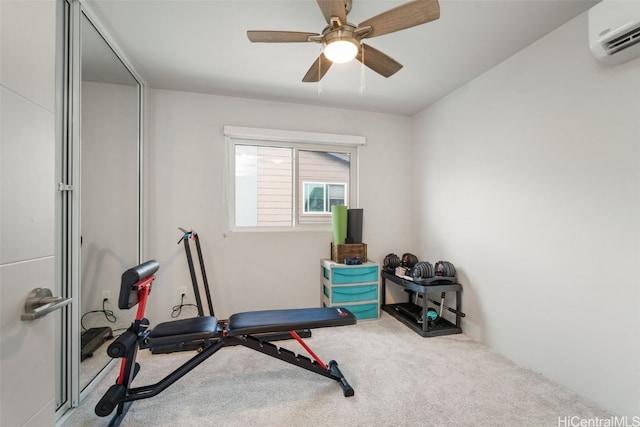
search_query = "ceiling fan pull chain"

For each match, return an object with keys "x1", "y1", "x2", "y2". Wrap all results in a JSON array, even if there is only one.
[{"x1": 359, "y1": 48, "x2": 366, "y2": 94}]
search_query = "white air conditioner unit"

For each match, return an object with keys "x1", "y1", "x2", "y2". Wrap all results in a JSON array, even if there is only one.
[{"x1": 588, "y1": 0, "x2": 640, "y2": 64}]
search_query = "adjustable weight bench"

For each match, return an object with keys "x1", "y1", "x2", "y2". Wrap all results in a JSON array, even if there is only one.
[{"x1": 96, "y1": 260, "x2": 356, "y2": 426}]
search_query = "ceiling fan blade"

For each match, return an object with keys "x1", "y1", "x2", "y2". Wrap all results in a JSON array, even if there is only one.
[
  {"x1": 357, "y1": 0, "x2": 440, "y2": 39},
  {"x1": 302, "y1": 54, "x2": 333, "y2": 82},
  {"x1": 316, "y1": 0, "x2": 347, "y2": 25},
  {"x1": 247, "y1": 31, "x2": 319, "y2": 43},
  {"x1": 355, "y1": 43, "x2": 403, "y2": 78}
]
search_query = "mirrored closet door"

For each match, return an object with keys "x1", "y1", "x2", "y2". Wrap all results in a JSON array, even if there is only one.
[
  {"x1": 78, "y1": 10, "x2": 141, "y2": 391},
  {"x1": 57, "y1": 1, "x2": 143, "y2": 413}
]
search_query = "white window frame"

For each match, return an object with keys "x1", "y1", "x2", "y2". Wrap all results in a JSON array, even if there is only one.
[{"x1": 224, "y1": 126, "x2": 364, "y2": 232}]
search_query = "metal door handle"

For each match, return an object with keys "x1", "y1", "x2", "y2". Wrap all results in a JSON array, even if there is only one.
[{"x1": 21, "y1": 288, "x2": 72, "y2": 321}]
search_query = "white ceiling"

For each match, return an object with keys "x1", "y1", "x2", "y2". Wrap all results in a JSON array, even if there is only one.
[{"x1": 84, "y1": 0, "x2": 599, "y2": 116}]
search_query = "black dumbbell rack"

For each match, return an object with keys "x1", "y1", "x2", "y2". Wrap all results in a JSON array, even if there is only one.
[{"x1": 380, "y1": 270, "x2": 463, "y2": 337}]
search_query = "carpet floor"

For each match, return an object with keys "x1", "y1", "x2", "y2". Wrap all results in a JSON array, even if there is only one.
[{"x1": 62, "y1": 312, "x2": 610, "y2": 426}]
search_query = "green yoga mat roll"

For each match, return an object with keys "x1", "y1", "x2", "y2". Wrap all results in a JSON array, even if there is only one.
[{"x1": 331, "y1": 205, "x2": 348, "y2": 244}]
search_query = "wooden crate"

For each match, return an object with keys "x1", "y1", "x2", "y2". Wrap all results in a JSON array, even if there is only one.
[{"x1": 331, "y1": 243, "x2": 367, "y2": 263}]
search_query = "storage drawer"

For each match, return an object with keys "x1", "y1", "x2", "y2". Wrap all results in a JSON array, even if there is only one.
[
  {"x1": 331, "y1": 266, "x2": 378, "y2": 284},
  {"x1": 323, "y1": 301, "x2": 378, "y2": 320},
  {"x1": 342, "y1": 302, "x2": 378, "y2": 320},
  {"x1": 324, "y1": 284, "x2": 378, "y2": 303}
]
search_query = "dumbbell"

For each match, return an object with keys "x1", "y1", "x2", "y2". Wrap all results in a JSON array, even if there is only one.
[
  {"x1": 435, "y1": 260, "x2": 456, "y2": 277},
  {"x1": 383, "y1": 253, "x2": 401, "y2": 271},
  {"x1": 401, "y1": 253, "x2": 418, "y2": 268},
  {"x1": 411, "y1": 261, "x2": 434, "y2": 280}
]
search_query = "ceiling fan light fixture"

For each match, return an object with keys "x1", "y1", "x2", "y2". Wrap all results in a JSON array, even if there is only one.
[
  {"x1": 248, "y1": 0, "x2": 441, "y2": 82},
  {"x1": 324, "y1": 38, "x2": 358, "y2": 63}
]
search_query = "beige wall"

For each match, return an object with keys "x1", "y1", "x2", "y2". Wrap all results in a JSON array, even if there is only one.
[
  {"x1": 80, "y1": 81, "x2": 139, "y2": 328},
  {"x1": 412, "y1": 12, "x2": 640, "y2": 417},
  {"x1": 145, "y1": 89, "x2": 413, "y2": 320}
]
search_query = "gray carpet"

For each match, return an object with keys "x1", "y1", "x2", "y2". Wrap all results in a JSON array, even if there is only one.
[{"x1": 62, "y1": 313, "x2": 610, "y2": 426}]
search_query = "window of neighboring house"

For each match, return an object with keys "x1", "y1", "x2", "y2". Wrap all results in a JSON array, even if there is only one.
[
  {"x1": 303, "y1": 182, "x2": 347, "y2": 214},
  {"x1": 225, "y1": 126, "x2": 364, "y2": 230}
]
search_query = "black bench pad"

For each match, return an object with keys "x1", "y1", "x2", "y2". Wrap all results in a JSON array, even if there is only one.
[
  {"x1": 146, "y1": 317, "x2": 221, "y2": 354},
  {"x1": 227, "y1": 307, "x2": 356, "y2": 337},
  {"x1": 149, "y1": 316, "x2": 218, "y2": 339}
]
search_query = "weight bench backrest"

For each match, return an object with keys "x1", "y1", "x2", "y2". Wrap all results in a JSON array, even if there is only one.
[{"x1": 118, "y1": 260, "x2": 160, "y2": 309}]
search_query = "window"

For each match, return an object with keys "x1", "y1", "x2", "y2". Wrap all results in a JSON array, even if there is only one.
[
  {"x1": 303, "y1": 182, "x2": 347, "y2": 214},
  {"x1": 225, "y1": 126, "x2": 364, "y2": 230}
]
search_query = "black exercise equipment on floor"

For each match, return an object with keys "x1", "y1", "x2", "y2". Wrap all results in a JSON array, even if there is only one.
[
  {"x1": 95, "y1": 260, "x2": 356, "y2": 426},
  {"x1": 381, "y1": 257, "x2": 463, "y2": 337},
  {"x1": 81, "y1": 327, "x2": 113, "y2": 361},
  {"x1": 177, "y1": 228, "x2": 214, "y2": 317}
]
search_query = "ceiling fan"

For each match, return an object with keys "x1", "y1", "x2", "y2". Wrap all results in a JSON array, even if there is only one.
[{"x1": 247, "y1": 0, "x2": 440, "y2": 82}]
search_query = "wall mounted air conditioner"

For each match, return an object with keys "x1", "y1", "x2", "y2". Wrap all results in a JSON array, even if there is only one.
[{"x1": 588, "y1": 0, "x2": 640, "y2": 64}]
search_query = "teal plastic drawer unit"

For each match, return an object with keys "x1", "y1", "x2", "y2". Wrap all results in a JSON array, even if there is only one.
[
  {"x1": 321, "y1": 259, "x2": 380, "y2": 320},
  {"x1": 331, "y1": 266, "x2": 378, "y2": 284},
  {"x1": 324, "y1": 284, "x2": 378, "y2": 303}
]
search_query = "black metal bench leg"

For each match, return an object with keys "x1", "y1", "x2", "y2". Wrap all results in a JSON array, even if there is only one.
[{"x1": 328, "y1": 360, "x2": 354, "y2": 397}]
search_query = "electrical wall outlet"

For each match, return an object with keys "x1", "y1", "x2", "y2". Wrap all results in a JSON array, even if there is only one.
[
  {"x1": 102, "y1": 290, "x2": 111, "y2": 301},
  {"x1": 179, "y1": 287, "x2": 188, "y2": 298}
]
